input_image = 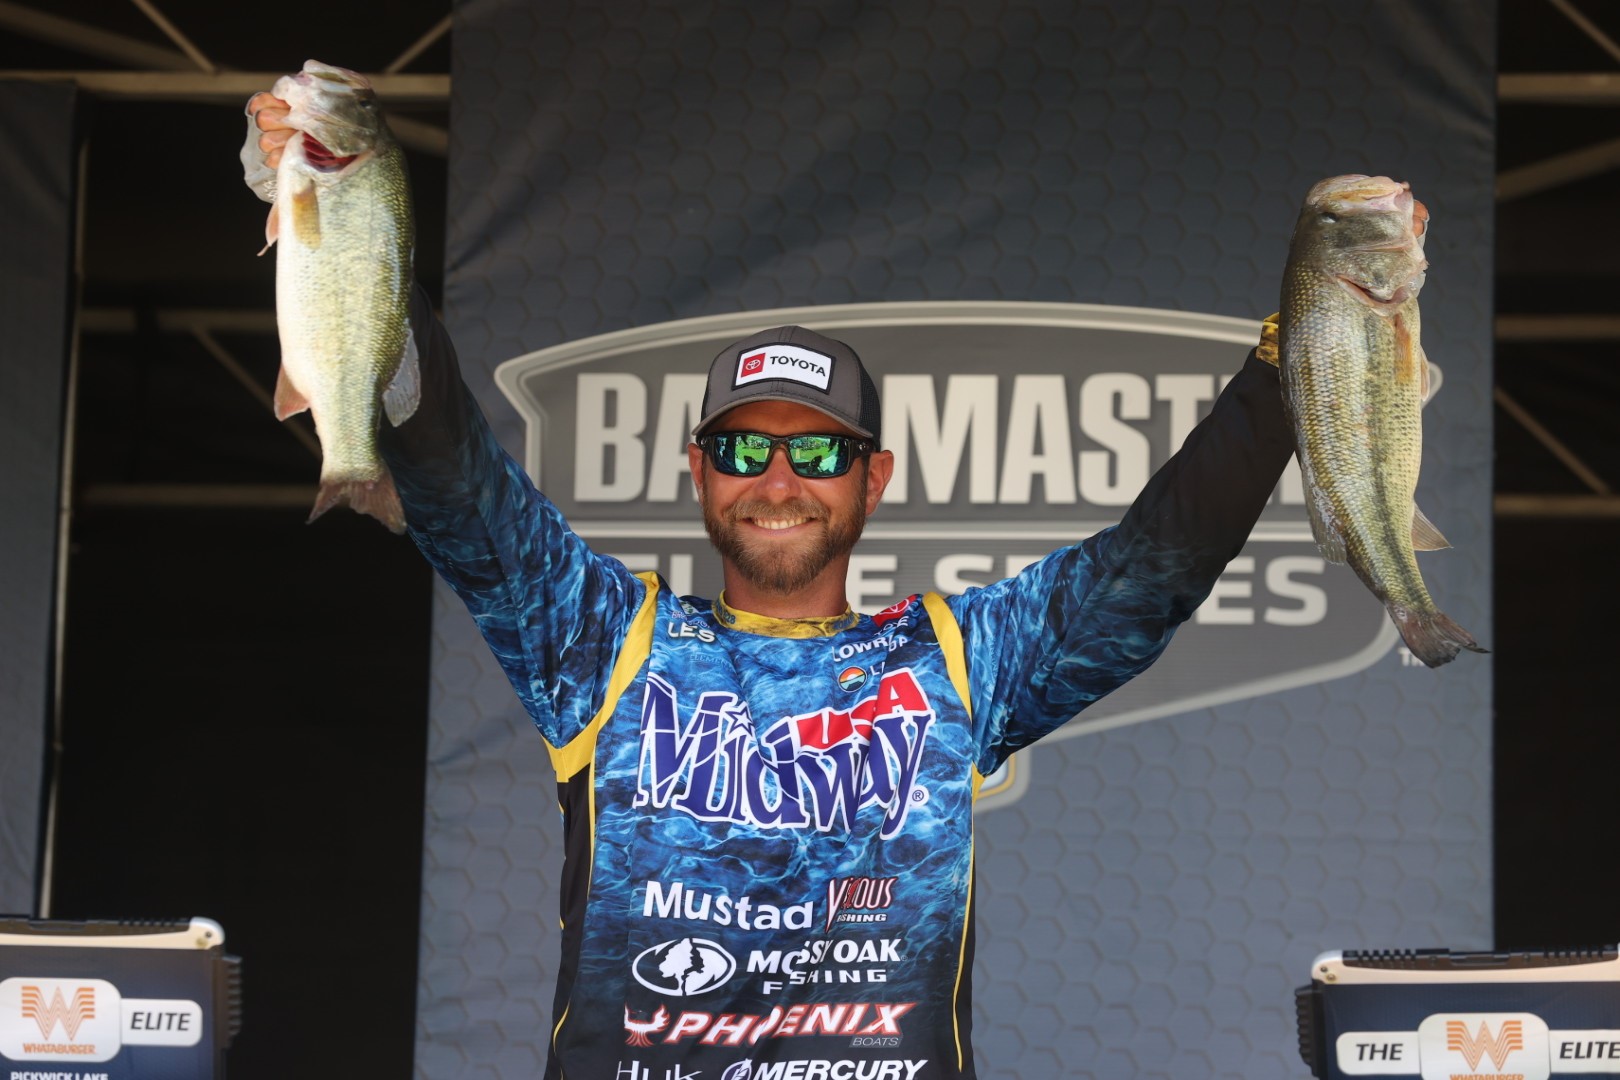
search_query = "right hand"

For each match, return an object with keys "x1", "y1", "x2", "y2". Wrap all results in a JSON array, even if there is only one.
[{"x1": 240, "y1": 90, "x2": 294, "y2": 202}]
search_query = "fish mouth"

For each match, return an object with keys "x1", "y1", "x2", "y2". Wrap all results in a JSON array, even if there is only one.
[
  {"x1": 1308, "y1": 174, "x2": 1412, "y2": 214},
  {"x1": 300, "y1": 133, "x2": 360, "y2": 172},
  {"x1": 1334, "y1": 274, "x2": 1418, "y2": 311}
]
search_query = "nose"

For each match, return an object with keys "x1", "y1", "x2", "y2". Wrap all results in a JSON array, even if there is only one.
[{"x1": 753, "y1": 442, "x2": 806, "y2": 497}]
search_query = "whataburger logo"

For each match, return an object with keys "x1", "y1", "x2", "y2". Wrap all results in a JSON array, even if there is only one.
[
  {"x1": 494, "y1": 302, "x2": 1468, "y2": 808},
  {"x1": 22, "y1": 985, "x2": 95, "y2": 1040},
  {"x1": 0, "y1": 976, "x2": 205, "y2": 1063},
  {"x1": 1337, "y1": 1013, "x2": 1575, "y2": 1078},
  {"x1": 1449, "y1": 1019, "x2": 1525, "y2": 1071}
]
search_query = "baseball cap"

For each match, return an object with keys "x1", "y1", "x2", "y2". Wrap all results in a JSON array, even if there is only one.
[{"x1": 692, "y1": 325, "x2": 882, "y2": 444}]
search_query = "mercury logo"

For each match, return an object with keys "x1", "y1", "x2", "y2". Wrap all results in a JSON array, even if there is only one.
[
  {"x1": 22, "y1": 985, "x2": 95, "y2": 1040},
  {"x1": 1447, "y1": 1019, "x2": 1524, "y2": 1070}
]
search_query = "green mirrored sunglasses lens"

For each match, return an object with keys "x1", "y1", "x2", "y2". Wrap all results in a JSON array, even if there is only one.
[
  {"x1": 708, "y1": 433, "x2": 859, "y2": 477},
  {"x1": 787, "y1": 436, "x2": 843, "y2": 476}
]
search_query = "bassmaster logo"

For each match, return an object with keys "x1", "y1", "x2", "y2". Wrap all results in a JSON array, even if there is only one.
[
  {"x1": 622, "y1": 1002, "x2": 915, "y2": 1046},
  {"x1": 635, "y1": 669, "x2": 934, "y2": 837}
]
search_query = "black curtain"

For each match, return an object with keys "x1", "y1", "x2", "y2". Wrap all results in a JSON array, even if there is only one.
[{"x1": 0, "y1": 81, "x2": 77, "y2": 916}]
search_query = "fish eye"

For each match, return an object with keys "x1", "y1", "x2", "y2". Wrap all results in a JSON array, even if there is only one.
[{"x1": 1320, "y1": 212, "x2": 1338, "y2": 223}]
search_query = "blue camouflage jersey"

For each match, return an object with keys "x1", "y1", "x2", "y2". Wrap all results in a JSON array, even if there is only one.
[{"x1": 381, "y1": 290, "x2": 1293, "y2": 1080}]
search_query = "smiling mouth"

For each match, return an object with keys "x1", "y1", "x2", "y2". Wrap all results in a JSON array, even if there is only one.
[{"x1": 748, "y1": 516, "x2": 814, "y2": 531}]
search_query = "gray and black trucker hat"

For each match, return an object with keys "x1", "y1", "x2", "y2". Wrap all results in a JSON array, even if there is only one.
[{"x1": 692, "y1": 325, "x2": 881, "y2": 443}]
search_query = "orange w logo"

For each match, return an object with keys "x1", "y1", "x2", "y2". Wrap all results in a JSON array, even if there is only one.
[
  {"x1": 1446, "y1": 1019, "x2": 1525, "y2": 1070},
  {"x1": 20, "y1": 985, "x2": 96, "y2": 1040}
]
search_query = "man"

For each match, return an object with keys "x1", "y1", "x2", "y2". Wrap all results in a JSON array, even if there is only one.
[{"x1": 248, "y1": 92, "x2": 1293, "y2": 1080}]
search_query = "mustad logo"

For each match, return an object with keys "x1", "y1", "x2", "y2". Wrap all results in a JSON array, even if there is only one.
[
  {"x1": 734, "y1": 344, "x2": 833, "y2": 390},
  {"x1": 641, "y1": 880, "x2": 814, "y2": 931}
]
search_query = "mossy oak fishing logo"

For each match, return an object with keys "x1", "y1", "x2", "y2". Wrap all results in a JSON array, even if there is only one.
[{"x1": 496, "y1": 303, "x2": 1412, "y2": 807}]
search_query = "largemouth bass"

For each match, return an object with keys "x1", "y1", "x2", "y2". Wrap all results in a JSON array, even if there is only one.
[
  {"x1": 1279, "y1": 174, "x2": 1484, "y2": 667},
  {"x1": 265, "y1": 59, "x2": 417, "y2": 533}
]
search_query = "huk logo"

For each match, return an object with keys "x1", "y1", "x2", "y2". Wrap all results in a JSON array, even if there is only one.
[
  {"x1": 1447, "y1": 1020, "x2": 1524, "y2": 1070},
  {"x1": 22, "y1": 985, "x2": 95, "y2": 1040},
  {"x1": 635, "y1": 669, "x2": 934, "y2": 837}
]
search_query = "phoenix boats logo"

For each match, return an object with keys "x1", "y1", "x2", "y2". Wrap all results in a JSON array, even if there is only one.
[
  {"x1": 622, "y1": 1001, "x2": 916, "y2": 1046},
  {"x1": 635, "y1": 669, "x2": 934, "y2": 837}
]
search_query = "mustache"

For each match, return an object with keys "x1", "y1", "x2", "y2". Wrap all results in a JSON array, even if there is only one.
[{"x1": 725, "y1": 498, "x2": 828, "y2": 524}]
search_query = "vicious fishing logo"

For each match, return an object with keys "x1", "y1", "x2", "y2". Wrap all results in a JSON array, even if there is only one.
[{"x1": 635, "y1": 670, "x2": 935, "y2": 837}]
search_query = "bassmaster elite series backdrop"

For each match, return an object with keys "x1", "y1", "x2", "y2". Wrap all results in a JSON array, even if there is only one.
[{"x1": 418, "y1": 1, "x2": 1493, "y2": 1076}]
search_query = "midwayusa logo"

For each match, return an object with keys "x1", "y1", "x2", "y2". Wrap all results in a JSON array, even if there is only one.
[{"x1": 494, "y1": 303, "x2": 1422, "y2": 809}]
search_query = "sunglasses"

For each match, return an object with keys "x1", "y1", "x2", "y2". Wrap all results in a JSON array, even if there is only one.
[{"x1": 698, "y1": 431, "x2": 876, "y2": 478}]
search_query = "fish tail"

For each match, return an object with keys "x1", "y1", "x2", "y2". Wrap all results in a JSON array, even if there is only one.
[
  {"x1": 1390, "y1": 607, "x2": 1488, "y2": 668},
  {"x1": 309, "y1": 467, "x2": 406, "y2": 534}
]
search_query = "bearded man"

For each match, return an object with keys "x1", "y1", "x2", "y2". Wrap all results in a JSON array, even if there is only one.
[{"x1": 248, "y1": 90, "x2": 1292, "y2": 1080}]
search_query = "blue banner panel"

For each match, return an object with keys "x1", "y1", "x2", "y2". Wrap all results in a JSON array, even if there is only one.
[
  {"x1": 0, "y1": 81, "x2": 77, "y2": 917},
  {"x1": 423, "y1": 2, "x2": 1494, "y2": 1076}
]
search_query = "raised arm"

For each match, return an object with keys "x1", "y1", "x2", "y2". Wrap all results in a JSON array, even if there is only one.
[
  {"x1": 949, "y1": 326, "x2": 1294, "y2": 772},
  {"x1": 244, "y1": 84, "x2": 647, "y2": 748}
]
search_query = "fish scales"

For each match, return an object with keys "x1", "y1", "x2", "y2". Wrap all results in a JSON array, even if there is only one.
[
  {"x1": 1279, "y1": 174, "x2": 1484, "y2": 667},
  {"x1": 267, "y1": 59, "x2": 418, "y2": 533}
]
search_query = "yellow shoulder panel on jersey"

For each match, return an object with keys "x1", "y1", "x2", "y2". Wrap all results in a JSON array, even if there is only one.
[
  {"x1": 922, "y1": 592, "x2": 972, "y2": 721},
  {"x1": 547, "y1": 571, "x2": 659, "y2": 782}
]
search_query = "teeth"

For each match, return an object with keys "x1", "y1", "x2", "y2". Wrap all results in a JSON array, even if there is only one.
[{"x1": 753, "y1": 518, "x2": 808, "y2": 531}]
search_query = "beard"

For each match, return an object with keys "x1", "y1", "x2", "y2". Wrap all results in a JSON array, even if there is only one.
[{"x1": 701, "y1": 473, "x2": 869, "y2": 597}]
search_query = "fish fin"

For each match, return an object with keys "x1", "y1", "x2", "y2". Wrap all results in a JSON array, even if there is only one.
[
  {"x1": 259, "y1": 203, "x2": 279, "y2": 256},
  {"x1": 309, "y1": 467, "x2": 406, "y2": 534},
  {"x1": 1389, "y1": 607, "x2": 1487, "y2": 668},
  {"x1": 272, "y1": 365, "x2": 310, "y2": 420},
  {"x1": 1411, "y1": 503, "x2": 1451, "y2": 551},
  {"x1": 382, "y1": 319, "x2": 421, "y2": 427},
  {"x1": 291, "y1": 177, "x2": 320, "y2": 248},
  {"x1": 1299, "y1": 457, "x2": 1348, "y2": 564},
  {"x1": 1419, "y1": 345, "x2": 1438, "y2": 406}
]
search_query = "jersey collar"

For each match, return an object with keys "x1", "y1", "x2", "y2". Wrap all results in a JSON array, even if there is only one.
[{"x1": 712, "y1": 592, "x2": 860, "y2": 638}]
